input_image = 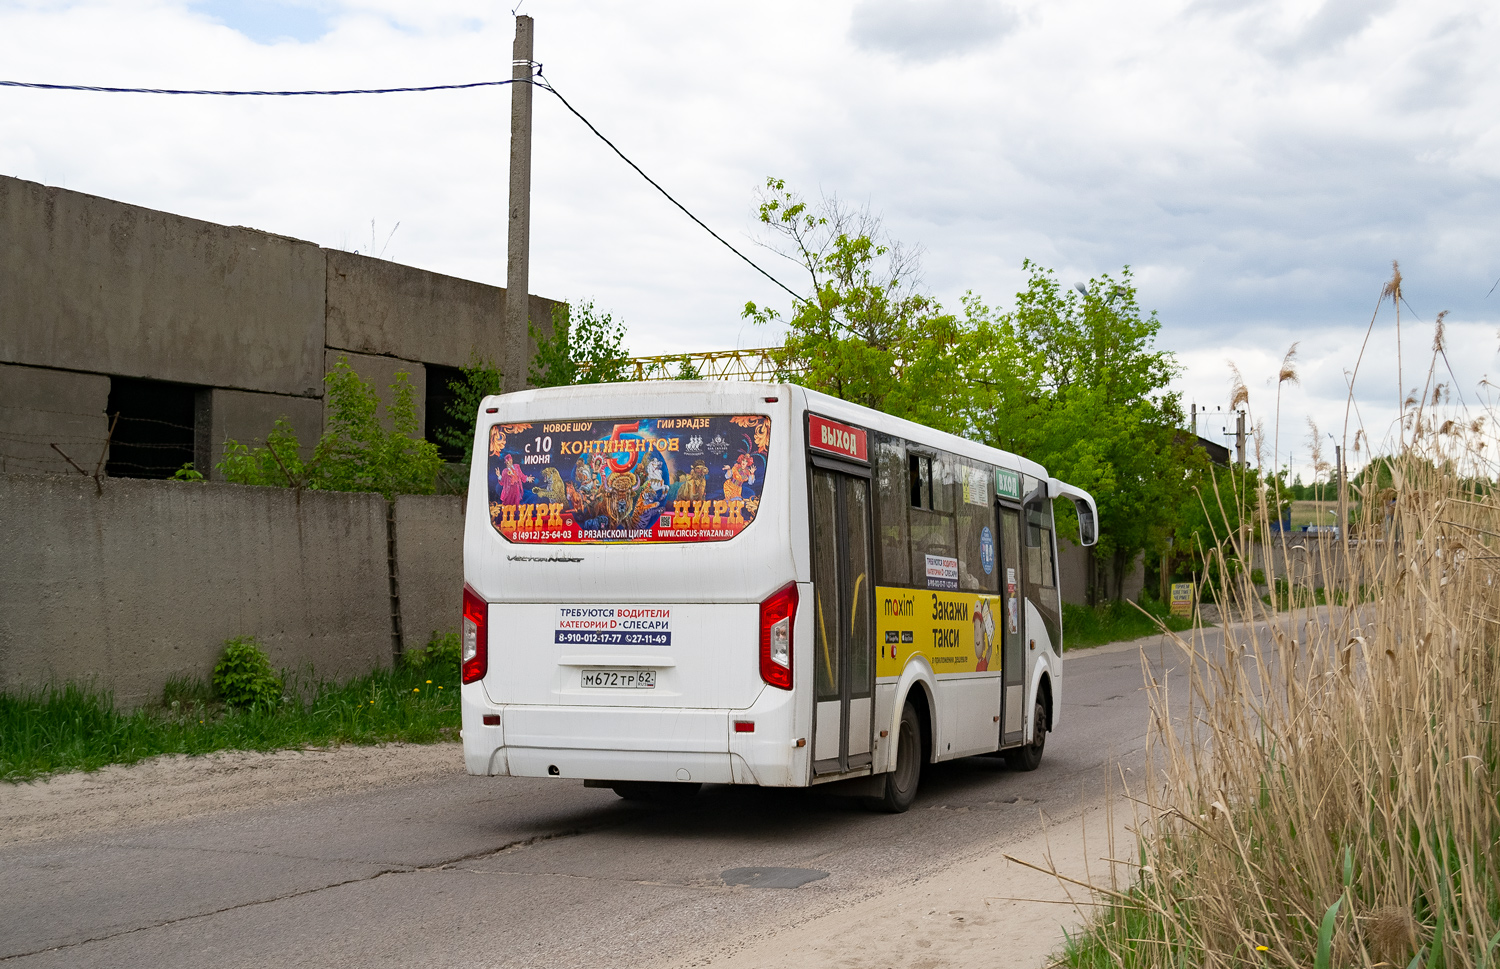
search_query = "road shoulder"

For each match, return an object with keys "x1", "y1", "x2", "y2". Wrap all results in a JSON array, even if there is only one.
[
  {"x1": 656, "y1": 797, "x2": 1134, "y2": 969},
  {"x1": 0, "y1": 741, "x2": 464, "y2": 847}
]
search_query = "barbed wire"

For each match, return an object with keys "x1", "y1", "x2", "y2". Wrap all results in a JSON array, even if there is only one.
[{"x1": 0, "y1": 406, "x2": 195, "y2": 430}]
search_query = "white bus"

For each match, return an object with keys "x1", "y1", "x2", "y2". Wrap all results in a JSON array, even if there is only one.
[{"x1": 460, "y1": 381, "x2": 1097, "y2": 812}]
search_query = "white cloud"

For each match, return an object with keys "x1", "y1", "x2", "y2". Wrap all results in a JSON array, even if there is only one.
[
  {"x1": 1, "y1": 0, "x2": 1497, "y2": 479},
  {"x1": 848, "y1": 0, "x2": 1019, "y2": 62}
]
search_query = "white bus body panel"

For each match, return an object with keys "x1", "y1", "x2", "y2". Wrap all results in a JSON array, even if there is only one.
[
  {"x1": 462, "y1": 383, "x2": 816, "y2": 787},
  {"x1": 460, "y1": 381, "x2": 1083, "y2": 788}
]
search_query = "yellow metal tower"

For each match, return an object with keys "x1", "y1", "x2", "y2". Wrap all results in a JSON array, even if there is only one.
[{"x1": 580, "y1": 347, "x2": 803, "y2": 382}]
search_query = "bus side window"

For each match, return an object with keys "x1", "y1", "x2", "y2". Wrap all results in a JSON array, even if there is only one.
[
  {"x1": 956, "y1": 464, "x2": 998, "y2": 592},
  {"x1": 1024, "y1": 501, "x2": 1056, "y2": 590},
  {"x1": 910, "y1": 451, "x2": 957, "y2": 583},
  {"x1": 908, "y1": 453, "x2": 931, "y2": 509},
  {"x1": 932, "y1": 454, "x2": 955, "y2": 514},
  {"x1": 876, "y1": 436, "x2": 911, "y2": 584}
]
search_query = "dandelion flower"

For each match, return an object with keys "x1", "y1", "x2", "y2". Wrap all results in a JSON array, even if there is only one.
[
  {"x1": 1256, "y1": 946, "x2": 1269, "y2": 952},
  {"x1": 426, "y1": 680, "x2": 432, "y2": 684},
  {"x1": 413, "y1": 687, "x2": 420, "y2": 692}
]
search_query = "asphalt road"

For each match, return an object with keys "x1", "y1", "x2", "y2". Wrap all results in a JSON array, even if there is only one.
[{"x1": 0, "y1": 631, "x2": 1205, "y2": 969}]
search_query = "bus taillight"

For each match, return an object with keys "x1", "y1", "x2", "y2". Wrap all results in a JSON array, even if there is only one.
[
  {"x1": 759, "y1": 582, "x2": 798, "y2": 690},
  {"x1": 461, "y1": 585, "x2": 488, "y2": 684}
]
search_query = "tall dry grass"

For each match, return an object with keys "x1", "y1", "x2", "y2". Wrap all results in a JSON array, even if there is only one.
[{"x1": 1061, "y1": 305, "x2": 1499, "y2": 967}]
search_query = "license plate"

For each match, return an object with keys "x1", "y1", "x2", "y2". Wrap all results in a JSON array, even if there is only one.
[{"x1": 581, "y1": 669, "x2": 657, "y2": 689}]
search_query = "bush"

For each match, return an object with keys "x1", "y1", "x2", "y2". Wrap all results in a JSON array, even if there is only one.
[
  {"x1": 401, "y1": 631, "x2": 461, "y2": 673},
  {"x1": 212, "y1": 637, "x2": 283, "y2": 709},
  {"x1": 217, "y1": 358, "x2": 443, "y2": 499}
]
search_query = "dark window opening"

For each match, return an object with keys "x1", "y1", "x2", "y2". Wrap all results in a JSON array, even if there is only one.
[
  {"x1": 908, "y1": 454, "x2": 932, "y2": 509},
  {"x1": 105, "y1": 377, "x2": 199, "y2": 479},
  {"x1": 424, "y1": 363, "x2": 468, "y2": 462}
]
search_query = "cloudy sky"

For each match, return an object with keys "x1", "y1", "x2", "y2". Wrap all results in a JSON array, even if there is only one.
[{"x1": 2, "y1": 0, "x2": 1497, "y2": 480}]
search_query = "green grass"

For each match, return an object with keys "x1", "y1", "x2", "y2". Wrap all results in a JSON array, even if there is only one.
[
  {"x1": 1, "y1": 646, "x2": 461, "y2": 783},
  {"x1": 1063, "y1": 597, "x2": 1196, "y2": 650}
]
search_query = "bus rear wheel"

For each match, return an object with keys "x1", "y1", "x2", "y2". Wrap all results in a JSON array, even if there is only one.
[
  {"x1": 1007, "y1": 700, "x2": 1047, "y2": 772},
  {"x1": 611, "y1": 781, "x2": 702, "y2": 802},
  {"x1": 878, "y1": 702, "x2": 922, "y2": 813}
]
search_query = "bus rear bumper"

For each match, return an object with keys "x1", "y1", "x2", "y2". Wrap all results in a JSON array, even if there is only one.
[{"x1": 461, "y1": 685, "x2": 805, "y2": 786}]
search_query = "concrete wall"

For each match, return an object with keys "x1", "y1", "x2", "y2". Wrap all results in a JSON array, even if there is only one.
[
  {"x1": 1, "y1": 173, "x2": 562, "y2": 482},
  {"x1": 0, "y1": 176, "x2": 326, "y2": 397},
  {"x1": 0, "y1": 473, "x2": 393, "y2": 706},
  {"x1": 1057, "y1": 540, "x2": 1145, "y2": 606},
  {"x1": 0, "y1": 363, "x2": 112, "y2": 476},
  {"x1": 324, "y1": 349, "x2": 427, "y2": 437},
  {"x1": 1058, "y1": 540, "x2": 1090, "y2": 607},
  {"x1": 206, "y1": 388, "x2": 324, "y2": 470},
  {"x1": 326, "y1": 249, "x2": 557, "y2": 394},
  {"x1": 393, "y1": 494, "x2": 464, "y2": 649}
]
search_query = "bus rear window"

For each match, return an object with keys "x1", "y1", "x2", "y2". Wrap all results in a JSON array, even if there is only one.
[{"x1": 487, "y1": 414, "x2": 772, "y2": 544}]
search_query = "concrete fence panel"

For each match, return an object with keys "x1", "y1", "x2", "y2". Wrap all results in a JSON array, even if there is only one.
[
  {"x1": 393, "y1": 494, "x2": 464, "y2": 650},
  {"x1": 0, "y1": 473, "x2": 392, "y2": 706}
]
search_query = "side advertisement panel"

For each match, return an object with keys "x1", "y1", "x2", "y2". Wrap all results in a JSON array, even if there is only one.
[{"x1": 874, "y1": 585, "x2": 1006, "y2": 679}]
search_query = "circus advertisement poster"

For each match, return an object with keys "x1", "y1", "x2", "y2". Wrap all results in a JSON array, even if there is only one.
[{"x1": 487, "y1": 415, "x2": 772, "y2": 544}]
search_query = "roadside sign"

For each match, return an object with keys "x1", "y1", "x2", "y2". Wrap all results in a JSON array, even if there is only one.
[{"x1": 1170, "y1": 582, "x2": 1195, "y2": 618}]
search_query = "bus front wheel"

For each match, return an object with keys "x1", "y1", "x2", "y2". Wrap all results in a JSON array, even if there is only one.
[
  {"x1": 1007, "y1": 700, "x2": 1047, "y2": 772},
  {"x1": 878, "y1": 702, "x2": 922, "y2": 813}
]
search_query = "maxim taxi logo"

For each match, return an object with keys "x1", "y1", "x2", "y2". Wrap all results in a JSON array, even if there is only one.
[{"x1": 883, "y1": 594, "x2": 916, "y2": 617}]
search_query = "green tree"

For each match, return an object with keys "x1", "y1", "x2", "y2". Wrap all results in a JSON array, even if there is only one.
[
  {"x1": 741, "y1": 179, "x2": 1202, "y2": 599},
  {"x1": 218, "y1": 358, "x2": 443, "y2": 499},
  {"x1": 955, "y1": 262, "x2": 1204, "y2": 599},
  {"x1": 529, "y1": 300, "x2": 632, "y2": 387},
  {"x1": 742, "y1": 178, "x2": 962, "y2": 429}
]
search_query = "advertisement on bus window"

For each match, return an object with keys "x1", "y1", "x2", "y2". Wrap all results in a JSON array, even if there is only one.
[{"x1": 487, "y1": 415, "x2": 771, "y2": 543}]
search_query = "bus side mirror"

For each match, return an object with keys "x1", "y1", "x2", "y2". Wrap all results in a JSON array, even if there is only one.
[{"x1": 1075, "y1": 499, "x2": 1097, "y2": 547}]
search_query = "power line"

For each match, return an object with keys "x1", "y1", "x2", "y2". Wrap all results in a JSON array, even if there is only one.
[
  {"x1": 532, "y1": 73, "x2": 805, "y2": 306},
  {"x1": 1, "y1": 71, "x2": 809, "y2": 307},
  {"x1": 0, "y1": 79, "x2": 518, "y2": 96}
]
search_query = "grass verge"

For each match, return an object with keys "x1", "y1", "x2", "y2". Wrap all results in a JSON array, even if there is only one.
[
  {"x1": 1062, "y1": 597, "x2": 1195, "y2": 650},
  {"x1": 1, "y1": 644, "x2": 460, "y2": 783}
]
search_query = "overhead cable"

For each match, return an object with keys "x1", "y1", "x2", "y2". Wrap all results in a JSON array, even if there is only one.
[
  {"x1": 0, "y1": 79, "x2": 518, "y2": 96},
  {"x1": 1, "y1": 71, "x2": 807, "y2": 306},
  {"x1": 533, "y1": 73, "x2": 805, "y2": 306}
]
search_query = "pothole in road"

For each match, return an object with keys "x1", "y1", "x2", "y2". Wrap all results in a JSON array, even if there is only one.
[{"x1": 721, "y1": 866, "x2": 829, "y2": 889}]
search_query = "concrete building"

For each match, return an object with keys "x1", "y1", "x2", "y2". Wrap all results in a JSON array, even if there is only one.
[{"x1": 0, "y1": 173, "x2": 558, "y2": 479}]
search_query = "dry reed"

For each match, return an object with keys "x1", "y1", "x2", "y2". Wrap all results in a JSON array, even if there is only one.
[{"x1": 1063, "y1": 316, "x2": 1499, "y2": 968}]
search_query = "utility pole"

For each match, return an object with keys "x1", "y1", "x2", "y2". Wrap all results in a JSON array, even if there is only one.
[
  {"x1": 505, "y1": 14, "x2": 536, "y2": 391},
  {"x1": 1235, "y1": 410, "x2": 1246, "y2": 468}
]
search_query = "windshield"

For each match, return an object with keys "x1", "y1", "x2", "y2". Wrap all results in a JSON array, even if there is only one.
[{"x1": 487, "y1": 414, "x2": 772, "y2": 544}]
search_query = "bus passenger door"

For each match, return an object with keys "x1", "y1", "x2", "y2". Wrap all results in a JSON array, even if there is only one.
[
  {"x1": 809, "y1": 467, "x2": 875, "y2": 775},
  {"x1": 998, "y1": 507, "x2": 1026, "y2": 746}
]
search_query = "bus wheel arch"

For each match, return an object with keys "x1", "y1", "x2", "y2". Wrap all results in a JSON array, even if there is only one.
[
  {"x1": 899, "y1": 680, "x2": 935, "y2": 766},
  {"x1": 1037, "y1": 673, "x2": 1053, "y2": 734}
]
